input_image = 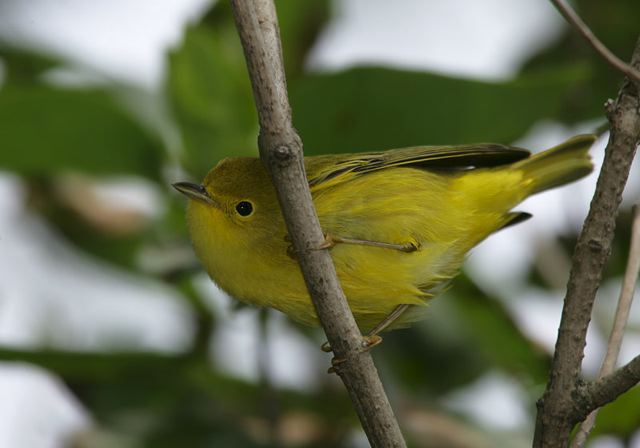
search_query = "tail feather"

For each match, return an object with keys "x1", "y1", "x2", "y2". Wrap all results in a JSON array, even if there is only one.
[{"x1": 513, "y1": 134, "x2": 596, "y2": 195}]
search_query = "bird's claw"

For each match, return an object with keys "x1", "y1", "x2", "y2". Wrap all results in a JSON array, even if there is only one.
[
  {"x1": 323, "y1": 335, "x2": 384, "y2": 374},
  {"x1": 362, "y1": 334, "x2": 383, "y2": 349},
  {"x1": 317, "y1": 233, "x2": 343, "y2": 250},
  {"x1": 327, "y1": 356, "x2": 347, "y2": 374}
]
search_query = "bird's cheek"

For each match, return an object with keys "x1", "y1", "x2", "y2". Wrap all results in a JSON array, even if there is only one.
[{"x1": 186, "y1": 202, "x2": 221, "y2": 234}]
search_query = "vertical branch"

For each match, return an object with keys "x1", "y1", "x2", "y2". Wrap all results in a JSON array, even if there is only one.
[
  {"x1": 572, "y1": 205, "x2": 640, "y2": 447},
  {"x1": 533, "y1": 38, "x2": 640, "y2": 448},
  {"x1": 598, "y1": 208, "x2": 640, "y2": 371},
  {"x1": 228, "y1": 1, "x2": 406, "y2": 446}
]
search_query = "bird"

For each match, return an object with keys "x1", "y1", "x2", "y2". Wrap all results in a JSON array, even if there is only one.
[{"x1": 174, "y1": 134, "x2": 595, "y2": 345}]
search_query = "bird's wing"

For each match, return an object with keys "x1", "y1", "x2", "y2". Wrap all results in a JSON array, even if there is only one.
[{"x1": 306, "y1": 144, "x2": 530, "y2": 187}]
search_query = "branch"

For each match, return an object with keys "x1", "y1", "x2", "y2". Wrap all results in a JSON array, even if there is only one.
[
  {"x1": 228, "y1": 2, "x2": 406, "y2": 446},
  {"x1": 572, "y1": 205, "x2": 640, "y2": 447},
  {"x1": 533, "y1": 37, "x2": 640, "y2": 448},
  {"x1": 577, "y1": 355, "x2": 640, "y2": 418},
  {"x1": 549, "y1": 0, "x2": 640, "y2": 85},
  {"x1": 599, "y1": 205, "x2": 640, "y2": 376}
]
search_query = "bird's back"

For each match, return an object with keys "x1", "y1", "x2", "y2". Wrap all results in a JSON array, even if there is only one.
[{"x1": 187, "y1": 136, "x2": 595, "y2": 331}]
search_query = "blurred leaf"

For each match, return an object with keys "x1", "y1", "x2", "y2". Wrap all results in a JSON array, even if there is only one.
[
  {"x1": 380, "y1": 325, "x2": 488, "y2": 395},
  {"x1": 168, "y1": 0, "x2": 331, "y2": 180},
  {"x1": 0, "y1": 44, "x2": 61, "y2": 84},
  {"x1": 275, "y1": 0, "x2": 331, "y2": 79},
  {"x1": 0, "y1": 347, "x2": 355, "y2": 448},
  {"x1": 27, "y1": 180, "x2": 146, "y2": 267},
  {"x1": 0, "y1": 348, "x2": 187, "y2": 383},
  {"x1": 202, "y1": 0, "x2": 330, "y2": 81},
  {"x1": 381, "y1": 274, "x2": 550, "y2": 395},
  {"x1": 167, "y1": 23, "x2": 257, "y2": 180},
  {"x1": 592, "y1": 387, "x2": 640, "y2": 439},
  {"x1": 525, "y1": 0, "x2": 640, "y2": 69},
  {"x1": 521, "y1": 0, "x2": 640, "y2": 122},
  {"x1": 0, "y1": 84, "x2": 163, "y2": 179},
  {"x1": 576, "y1": 0, "x2": 640, "y2": 55},
  {"x1": 451, "y1": 275, "x2": 550, "y2": 384},
  {"x1": 291, "y1": 64, "x2": 596, "y2": 154}
]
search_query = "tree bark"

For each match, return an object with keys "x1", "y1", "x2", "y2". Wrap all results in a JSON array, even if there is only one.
[
  {"x1": 228, "y1": 1, "x2": 406, "y2": 446},
  {"x1": 533, "y1": 37, "x2": 640, "y2": 448}
]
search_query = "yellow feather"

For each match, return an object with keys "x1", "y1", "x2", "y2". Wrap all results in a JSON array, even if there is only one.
[{"x1": 181, "y1": 135, "x2": 595, "y2": 332}]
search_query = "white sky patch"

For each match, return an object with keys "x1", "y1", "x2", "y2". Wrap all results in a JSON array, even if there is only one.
[
  {"x1": 442, "y1": 371, "x2": 530, "y2": 430},
  {"x1": 494, "y1": 259, "x2": 640, "y2": 378},
  {"x1": 502, "y1": 286, "x2": 608, "y2": 375},
  {"x1": 90, "y1": 176, "x2": 165, "y2": 218},
  {"x1": 0, "y1": 175, "x2": 193, "y2": 352},
  {"x1": 308, "y1": 0, "x2": 564, "y2": 80},
  {"x1": 0, "y1": 0, "x2": 212, "y2": 88},
  {"x1": 0, "y1": 364, "x2": 90, "y2": 448},
  {"x1": 466, "y1": 225, "x2": 535, "y2": 298},
  {"x1": 630, "y1": 431, "x2": 640, "y2": 448},
  {"x1": 589, "y1": 436, "x2": 626, "y2": 448},
  {"x1": 503, "y1": 288, "x2": 564, "y2": 352},
  {"x1": 193, "y1": 275, "x2": 325, "y2": 391}
]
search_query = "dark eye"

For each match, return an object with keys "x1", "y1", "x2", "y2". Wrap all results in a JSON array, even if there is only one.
[{"x1": 235, "y1": 201, "x2": 254, "y2": 217}]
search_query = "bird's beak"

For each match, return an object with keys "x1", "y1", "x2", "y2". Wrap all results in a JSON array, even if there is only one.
[{"x1": 172, "y1": 182, "x2": 215, "y2": 205}]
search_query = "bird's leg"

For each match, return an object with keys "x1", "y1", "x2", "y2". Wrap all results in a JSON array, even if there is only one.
[
  {"x1": 366, "y1": 303, "x2": 411, "y2": 339},
  {"x1": 322, "y1": 304, "x2": 412, "y2": 351},
  {"x1": 322, "y1": 304, "x2": 412, "y2": 373},
  {"x1": 318, "y1": 233, "x2": 419, "y2": 253}
]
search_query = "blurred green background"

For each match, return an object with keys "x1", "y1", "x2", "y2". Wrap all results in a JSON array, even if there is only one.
[{"x1": 0, "y1": 1, "x2": 639, "y2": 447}]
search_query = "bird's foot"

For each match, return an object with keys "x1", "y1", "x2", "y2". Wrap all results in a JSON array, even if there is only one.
[
  {"x1": 316, "y1": 233, "x2": 342, "y2": 250},
  {"x1": 323, "y1": 335, "x2": 383, "y2": 374}
]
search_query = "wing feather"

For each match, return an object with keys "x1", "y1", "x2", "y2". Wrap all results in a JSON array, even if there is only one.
[{"x1": 306, "y1": 144, "x2": 530, "y2": 187}]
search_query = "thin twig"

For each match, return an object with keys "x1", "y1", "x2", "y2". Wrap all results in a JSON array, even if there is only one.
[
  {"x1": 533, "y1": 37, "x2": 640, "y2": 448},
  {"x1": 579, "y1": 354, "x2": 640, "y2": 415},
  {"x1": 549, "y1": 0, "x2": 640, "y2": 85},
  {"x1": 228, "y1": 1, "x2": 406, "y2": 447},
  {"x1": 572, "y1": 205, "x2": 640, "y2": 447}
]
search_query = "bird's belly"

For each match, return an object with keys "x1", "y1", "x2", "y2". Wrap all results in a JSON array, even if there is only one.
[
  {"x1": 207, "y1": 238, "x2": 464, "y2": 332},
  {"x1": 264, "y1": 243, "x2": 461, "y2": 330},
  {"x1": 331, "y1": 242, "x2": 462, "y2": 330}
]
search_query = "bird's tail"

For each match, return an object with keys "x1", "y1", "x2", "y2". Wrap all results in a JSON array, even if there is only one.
[{"x1": 513, "y1": 134, "x2": 596, "y2": 195}]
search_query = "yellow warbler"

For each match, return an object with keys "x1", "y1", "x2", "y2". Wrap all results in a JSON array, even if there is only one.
[{"x1": 174, "y1": 135, "x2": 595, "y2": 336}]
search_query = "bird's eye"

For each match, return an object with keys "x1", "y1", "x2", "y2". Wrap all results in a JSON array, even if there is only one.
[{"x1": 235, "y1": 201, "x2": 254, "y2": 217}]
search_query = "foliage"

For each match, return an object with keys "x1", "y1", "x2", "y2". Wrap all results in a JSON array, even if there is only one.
[{"x1": 0, "y1": 1, "x2": 638, "y2": 447}]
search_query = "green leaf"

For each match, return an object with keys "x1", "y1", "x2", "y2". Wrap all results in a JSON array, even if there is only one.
[
  {"x1": 291, "y1": 64, "x2": 595, "y2": 155},
  {"x1": 450, "y1": 275, "x2": 550, "y2": 384},
  {"x1": 381, "y1": 274, "x2": 550, "y2": 395},
  {"x1": 521, "y1": 0, "x2": 640, "y2": 123},
  {"x1": 167, "y1": 1, "x2": 331, "y2": 180},
  {"x1": 0, "y1": 347, "x2": 355, "y2": 447},
  {"x1": 0, "y1": 44, "x2": 62, "y2": 84},
  {"x1": 275, "y1": 0, "x2": 332, "y2": 79},
  {"x1": 523, "y1": 0, "x2": 640, "y2": 74},
  {"x1": 167, "y1": 24, "x2": 258, "y2": 180},
  {"x1": 201, "y1": 0, "x2": 331, "y2": 81},
  {"x1": 0, "y1": 85, "x2": 163, "y2": 179},
  {"x1": 380, "y1": 325, "x2": 489, "y2": 395},
  {"x1": 592, "y1": 387, "x2": 640, "y2": 438}
]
